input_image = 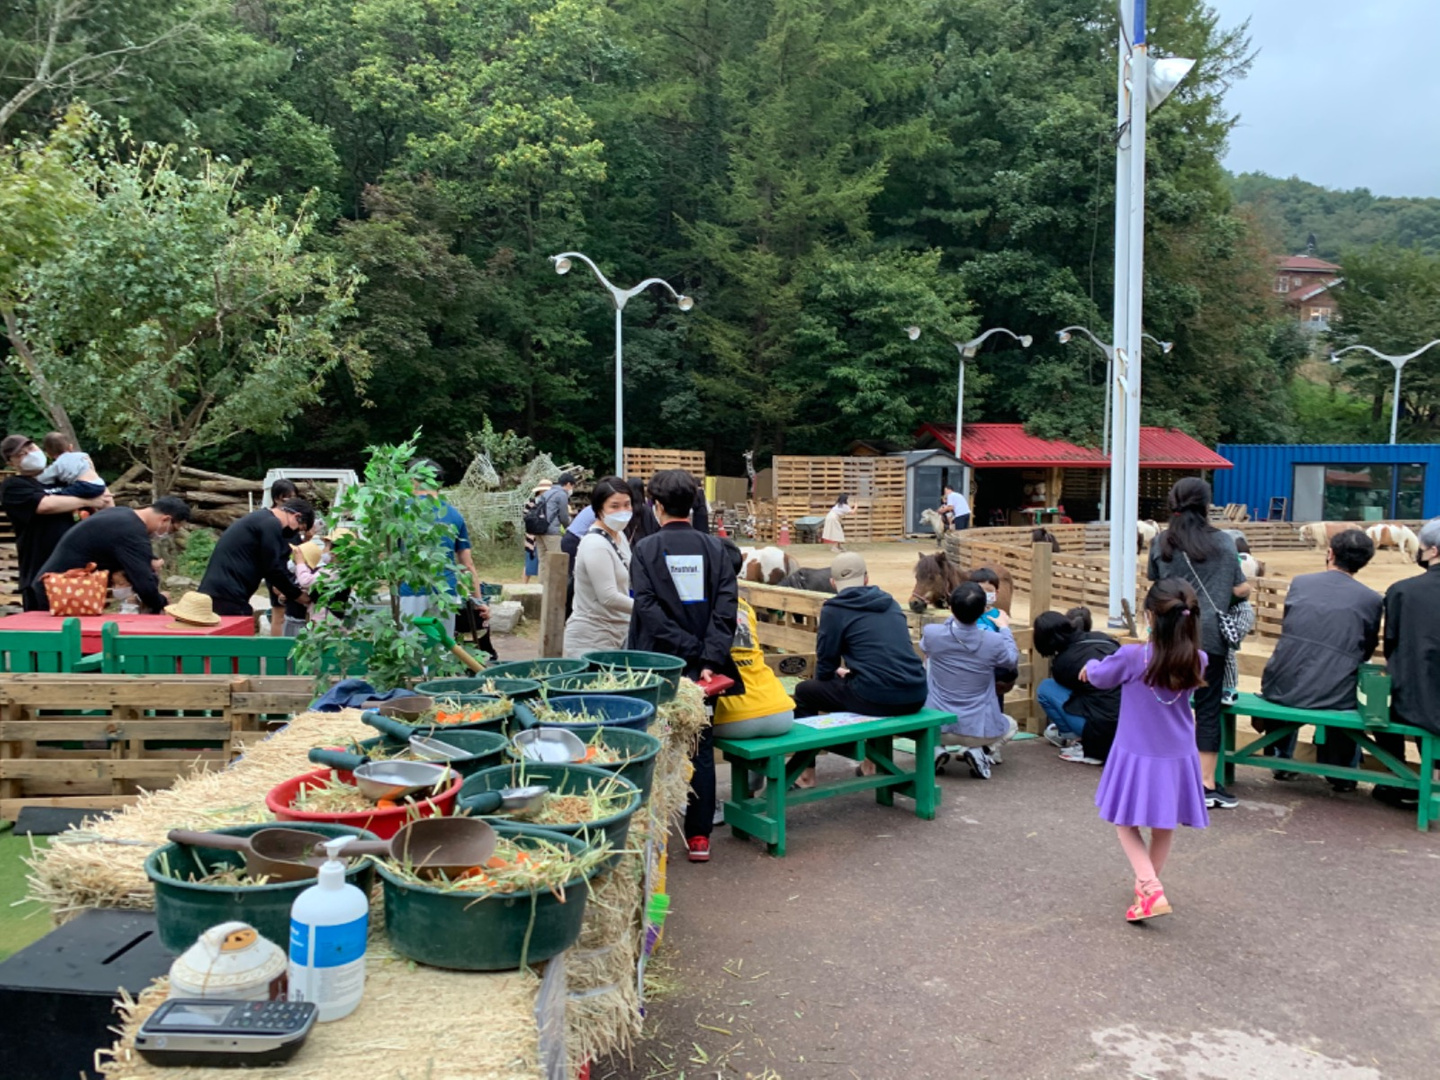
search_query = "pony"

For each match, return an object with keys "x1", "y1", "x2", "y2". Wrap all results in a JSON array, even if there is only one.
[
  {"x1": 1366, "y1": 523, "x2": 1420, "y2": 562},
  {"x1": 920, "y1": 507, "x2": 947, "y2": 546},
  {"x1": 1238, "y1": 552, "x2": 1266, "y2": 580},
  {"x1": 775, "y1": 566, "x2": 837, "y2": 593},
  {"x1": 910, "y1": 553, "x2": 1015, "y2": 613},
  {"x1": 1299, "y1": 521, "x2": 1352, "y2": 551},
  {"x1": 1031, "y1": 528, "x2": 1061, "y2": 553},
  {"x1": 1137, "y1": 519, "x2": 1160, "y2": 553},
  {"x1": 739, "y1": 546, "x2": 800, "y2": 584}
]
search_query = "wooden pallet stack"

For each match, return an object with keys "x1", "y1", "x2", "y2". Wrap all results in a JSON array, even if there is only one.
[
  {"x1": 0, "y1": 673, "x2": 316, "y2": 815},
  {"x1": 107, "y1": 464, "x2": 266, "y2": 529},
  {"x1": 622, "y1": 447, "x2": 706, "y2": 482},
  {"x1": 0, "y1": 515, "x2": 18, "y2": 608},
  {"x1": 772, "y1": 456, "x2": 905, "y2": 542}
]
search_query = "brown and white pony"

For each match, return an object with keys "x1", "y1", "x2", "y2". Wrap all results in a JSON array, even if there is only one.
[
  {"x1": 739, "y1": 546, "x2": 801, "y2": 584},
  {"x1": 910, "y1": 553, "x2": 1015, "y2": 614}
]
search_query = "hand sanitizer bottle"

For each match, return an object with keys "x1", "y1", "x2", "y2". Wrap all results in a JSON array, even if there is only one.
[{"x1": 287, "y1": 836, "x2": 367, "y2": 1021}]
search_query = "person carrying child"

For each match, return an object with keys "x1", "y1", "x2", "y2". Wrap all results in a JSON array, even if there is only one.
[
  {"x1": 1078, "y1": 579, "x2": 1210, "y2": 922},
  {"x1": 36, "y1": 432, "x2": 108, "y2": 502}
]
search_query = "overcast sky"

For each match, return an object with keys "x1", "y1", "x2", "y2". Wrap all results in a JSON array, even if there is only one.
[{"x1": 1206, "y1": 0, "x2": 1440, "y2": 198}]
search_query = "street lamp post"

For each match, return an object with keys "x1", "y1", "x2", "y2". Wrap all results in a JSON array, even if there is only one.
[
  {"x1": 550, "y1": 252, "x2": 694, "y2": 476},
  {"x1": 907, "y1": 325, "x2": 1032, "y2": 497},
  {"x1": 1056, "y1": 328, "x2": 1170, "y2": 524},
  {"x1": 1110, "y1": 1, "x2": 1194, "y2": 624},
  {"x1": 1329, "y1": 340, "x2": 1440, "y2": 445}
]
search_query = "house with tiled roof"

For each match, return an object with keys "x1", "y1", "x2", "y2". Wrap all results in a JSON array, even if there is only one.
[{"x1": 1275, "y1": 253, "x2": 1342, "y2": 331}]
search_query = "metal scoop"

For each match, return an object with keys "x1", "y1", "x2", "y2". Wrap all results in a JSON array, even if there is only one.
[
  {"x1": 165, "y1": 827, "x2": 335, "y2": 883},
  {"x1": 342, "y1": 816, "x2": 498, "y2": 880},
  {"x1": 512, "y1": 727, "x2": 588, "y2": 764},
  {"x1": 322, "y1": 759, "x2": 452, "y2": 802},
  {"x1": 460, "y1": 784, "x2": 550, "y2": 818},
  {"x1": 357, "y1": 711, "x2": 479, "y2": 762}
]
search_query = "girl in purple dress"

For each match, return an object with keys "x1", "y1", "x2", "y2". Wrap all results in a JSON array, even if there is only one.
[{"x1": 1079, "y1": 579, "x2": 1210, "y2": 921}]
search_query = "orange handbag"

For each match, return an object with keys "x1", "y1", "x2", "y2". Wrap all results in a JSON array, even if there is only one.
[{"x1": 42, "y1": 562, "x2": 110, "y2": 617}]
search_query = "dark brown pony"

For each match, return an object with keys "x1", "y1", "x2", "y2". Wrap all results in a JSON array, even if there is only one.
[
  {"x1": 1031, "y1": 528, "x2": 1061, "y2": 552},
  {"x1": 910, "y1": 555, "x2": 1016, "y2": 614}
]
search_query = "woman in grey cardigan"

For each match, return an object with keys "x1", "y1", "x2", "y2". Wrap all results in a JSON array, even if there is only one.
[
  {"x1": 1148, "y1": 478, "x2": 1250, "y2": 809},
  {"x1": 563, "y1": 477, "x2": 635, "y2": 658}
]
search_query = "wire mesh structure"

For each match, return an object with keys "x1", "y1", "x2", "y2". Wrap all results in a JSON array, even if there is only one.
[{"x1": 442, "y1": 453, "x2": 585, "y2": 541}]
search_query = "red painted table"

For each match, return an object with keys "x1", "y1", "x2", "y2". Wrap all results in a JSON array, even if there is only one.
[{"x1": 0, "y1": 612, "x2": 254, "y2": 653}]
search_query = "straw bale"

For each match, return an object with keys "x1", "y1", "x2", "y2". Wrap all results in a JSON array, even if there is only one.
[
  {"x1": 99, "y1": 959, "x2": 542, "y2": 1080},
  {"x1": 27, "y1": 710, "x2": 372, "y2": 920}
]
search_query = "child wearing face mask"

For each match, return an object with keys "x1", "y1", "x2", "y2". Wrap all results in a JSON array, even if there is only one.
[
  {"x1": 562, "y1": 476, "x2": 635, "y2": 658},
  {"x1": 36, "y1": 432, "x2": 109, "y2": 501}
]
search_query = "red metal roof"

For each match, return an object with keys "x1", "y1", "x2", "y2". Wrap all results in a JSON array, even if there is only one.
[
  {"x1": 918, "y1": 423, "x2": 1232, "y2": 469},
  {"x1": 1276, "y1": 255, "x2": 1341, "y2": 273}
]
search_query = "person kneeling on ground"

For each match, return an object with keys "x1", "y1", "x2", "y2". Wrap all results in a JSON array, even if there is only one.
[
  {"x1": 715, "y1": 538, "x2": 796, "y2": 795},
  {"x1": 1034, "y1": 607, "x2": 1121, "y2": 765},
  {"x1": 920, "y1": 582, "x2": 1019, "y2": 779},
  {"x1": 793, "y1": 552, "x2": 929, "y2": 785},
  {"x1": 1258, "y1": 528, "x2": 1382, "y2": 790}
]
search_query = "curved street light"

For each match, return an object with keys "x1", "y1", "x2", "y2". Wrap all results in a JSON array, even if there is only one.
[
  {"x1": 1329, "y1": 340, "x2": 1440, "y2": 445},
  {"x1": 551, "y1": 252, "x2": 694, "y2": 475},
  {"x1": 906, "y1": 325, "x2": 1031, "y2": 493}
]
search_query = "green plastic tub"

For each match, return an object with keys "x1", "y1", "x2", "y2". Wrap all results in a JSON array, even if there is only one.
[
  {"x1": 586, "y1": 726, "x2": 662, "y2": 804},
  {"x1": 482, "y1": 658, "x2": 589, "y2": 681},
  {"x1": 582, "y1": 650, "x2": 687, "y2": 703},
  {"x1": 357, "y1": 728, "x2": 508, "y2": 777},
  {"x1": 512, "y1": 694, "x2": 656, "y2": 736},
  {"x1": 146, "y1": 823, "x2": 378, "y2": 954},
  {"x1": 415, "y1": 676, "x2": 544, "y2": 701},
  {"x1": 457, "y1": 762, "x2": 642, "y2": 854},
  {"x1": 376, "y1": 824, "x2": 603, "y2": 970},
  {"x1": 541, "y1": 669, "x2": 665, "y2": 708}
]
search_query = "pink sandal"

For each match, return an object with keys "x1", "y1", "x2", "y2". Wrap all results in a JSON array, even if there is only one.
[{"x1": 1126, "y1": 886, "x2": 1172, "y2": 922}]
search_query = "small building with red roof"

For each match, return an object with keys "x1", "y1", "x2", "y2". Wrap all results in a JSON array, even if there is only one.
[{"x1": 1275, "y1": 254, "x2": 1342, "y2": 330}]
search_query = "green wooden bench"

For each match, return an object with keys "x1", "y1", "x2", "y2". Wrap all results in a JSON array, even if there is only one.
[
  {"x1": 98, "y1": 622, "x2": 299, "y2": 675},
  {"x1": 1221, "y1": 665, "x2": 1438, "y2": 832},
  {"x1": 0, "y1": 618, "x2": 100, "y2": 673},
  {"x1": 716, "y1": 709, "x2": 950, "y2": 856}
]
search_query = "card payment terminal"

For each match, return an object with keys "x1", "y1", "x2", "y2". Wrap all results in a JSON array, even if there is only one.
[{"x1": 134, "y1": 999, "x2": 317, "y2": 1067}]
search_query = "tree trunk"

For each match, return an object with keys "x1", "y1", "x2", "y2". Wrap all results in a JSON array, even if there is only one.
[
  {"x1": 2, "y1": 307, "x2": 78, "y2": 444},
  {"x1": 149, "y1": 438, "x2": 179, "y2": 501}
]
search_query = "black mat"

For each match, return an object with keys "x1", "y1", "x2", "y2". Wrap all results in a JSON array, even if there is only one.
[{"x1": 12, "y1": 808, "x2": 95, "y2": 836}]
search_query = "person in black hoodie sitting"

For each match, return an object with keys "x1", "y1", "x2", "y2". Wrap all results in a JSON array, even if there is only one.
[
  {"x1": 1033, "y1": 606, "x2": 1120, "y2": 765},
  {"x1": 627, "y1": 469, "x2": 741, "y2": 864},
  {"x1": 793, "y1": 552, "x2": 929, "y2": 783}
]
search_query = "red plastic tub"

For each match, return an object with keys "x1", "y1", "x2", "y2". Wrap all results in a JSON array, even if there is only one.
[{"x1": 265, "y1": 768, "x2": 462, "y2": 839}]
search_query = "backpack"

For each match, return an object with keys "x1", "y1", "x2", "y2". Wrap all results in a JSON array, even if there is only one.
[{"x1": 522, "y1": 493, "x2": 550, "y2": 536}]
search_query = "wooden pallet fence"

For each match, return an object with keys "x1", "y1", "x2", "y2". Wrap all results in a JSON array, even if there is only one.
[
  {"x1": 0, "y1": 673, "x2": 319, "y2": 815},
  {"x1": 772, "y1": 456, "x2": 905, "y2": 542},
  {"x1": 623, "y1": 447, "x2": 706, "y2": 482}
]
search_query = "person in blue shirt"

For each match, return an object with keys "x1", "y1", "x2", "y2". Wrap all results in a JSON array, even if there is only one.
[{"x1": 398, "y1": 459, "x2": 487, "y2": 638}]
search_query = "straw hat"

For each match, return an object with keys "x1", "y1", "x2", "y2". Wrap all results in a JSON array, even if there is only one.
[
  {"x1": 164, "y1": 591, "x2": 221, "y2": 627},
  {"x1": 292, "y1": 540, "x2": 324, "y2": 570},
  {"x1": 328, "y1": 526, "x2": 356, "y2": 543},
  {"x1": 532, "y1": 478, "x2": 553, "y2": 494}
]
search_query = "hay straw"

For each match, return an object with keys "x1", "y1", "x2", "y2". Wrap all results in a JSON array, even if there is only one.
[{"x1": 26, "y1": 709, "x2": 370, "y2": 919}]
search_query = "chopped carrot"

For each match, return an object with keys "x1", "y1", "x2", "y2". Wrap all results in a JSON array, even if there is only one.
[{"x1": 376, "y1": 798, "x2": 398, "y2": 809}]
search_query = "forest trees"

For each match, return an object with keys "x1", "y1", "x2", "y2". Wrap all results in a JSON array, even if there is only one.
[{"x1": 0, "y1": 0, "x2": 1370, "y2": 478}]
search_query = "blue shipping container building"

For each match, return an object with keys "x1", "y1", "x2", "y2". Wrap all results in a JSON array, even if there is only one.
[{"x1": 1214, "y1": 444, "x2": 1440, "y2": 522}]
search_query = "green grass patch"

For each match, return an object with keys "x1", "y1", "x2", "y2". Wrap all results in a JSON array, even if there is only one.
[{"x1": 0, "y1": 826, "x2": 54, "y2": 961}]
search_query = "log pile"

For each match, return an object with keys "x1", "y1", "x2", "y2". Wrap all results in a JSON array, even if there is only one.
[{"x1": 108, "y1": 464, "x2": 265, "y2": 529}]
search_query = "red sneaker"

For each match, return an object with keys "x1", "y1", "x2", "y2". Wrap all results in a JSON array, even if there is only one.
[{"x1": 687, "y1": 836, "x2": 711, "y2": 863}]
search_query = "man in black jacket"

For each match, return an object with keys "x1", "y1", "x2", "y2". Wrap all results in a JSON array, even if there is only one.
[
  {"x1": 627, "y1": 469, "x2": 740, "y2": 863},
  {"x1": 791, "y1": 554, "x2": 928, "y2": 785},
  {"x1": 1373, "y1": 518, "x2": 1440, "y2": 809},
  {"x1": 26, "y1": 498, "x2": 191, "y2": 614},
  {"x1": 1034, "y1": 608, "x2": 1121, "y2": 764},
  {"x1": 199, "y1": 499, "x2": 314, "y2": 617}
]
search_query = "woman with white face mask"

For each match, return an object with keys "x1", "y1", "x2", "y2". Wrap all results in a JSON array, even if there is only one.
[{"x1": 563, "y1": 476, "x2": 636, "y2": 658}]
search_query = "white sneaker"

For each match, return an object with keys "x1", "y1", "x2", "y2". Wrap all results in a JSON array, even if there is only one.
[
  {"x1": 985, "y1": 745, "x2": 1003, "y2": 764},
  {"x1": 1043, "y1": 724, "x2": 1066, "y2": 748},
  {"x1": 1059, "y1": 744, "x2": 1102, "y2": 765},
  {"x1": 964, "y1": 747, "x2": 992, "y2": 779}
]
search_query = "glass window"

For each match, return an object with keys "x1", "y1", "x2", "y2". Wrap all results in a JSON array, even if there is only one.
[
  {"x1": 1397, "y1": 464, "x2": 1426, "y2": 519},
  {"x1": 1322, "y1": 464, "x2": 1391, "y2": 521}
]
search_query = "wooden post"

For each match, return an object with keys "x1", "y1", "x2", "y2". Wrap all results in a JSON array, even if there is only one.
[
  {"x1": 538, "y1": 552, "x2": 570, "y2": 659},
  {"x1": 1030, "y1": 541, "x2": 1053, "y2": 620}
]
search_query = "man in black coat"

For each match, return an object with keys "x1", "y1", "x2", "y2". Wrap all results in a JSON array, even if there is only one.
[
  {"x1": 26, "y1": 498, "x2": 191, "y2": 614},
  {"x1": 199, "y1": 499, "x2": 314, "y2": 617},
  {"x1": 1372, "y1": 518, "x2": 1440, "y2": 809},
  {"x1": 627, "y1": 469, "x2": 740, "y2": 863}
]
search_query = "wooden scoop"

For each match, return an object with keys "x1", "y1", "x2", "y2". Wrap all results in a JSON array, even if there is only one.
[
  {"x1": 342, "y1": 816, "x2": 498, "y2": 879},
  {"x1": 166, "y1": 827, "x2": 334, "y2": 883}
]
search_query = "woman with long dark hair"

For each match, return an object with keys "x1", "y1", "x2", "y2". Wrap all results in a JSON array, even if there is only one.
[
  {"x1": 1148, "y1": 477, "x2": 1250, "y2": 809},
  {"x1": 1079, "y1": 579, "x2": 1210, "y2": 921}
]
